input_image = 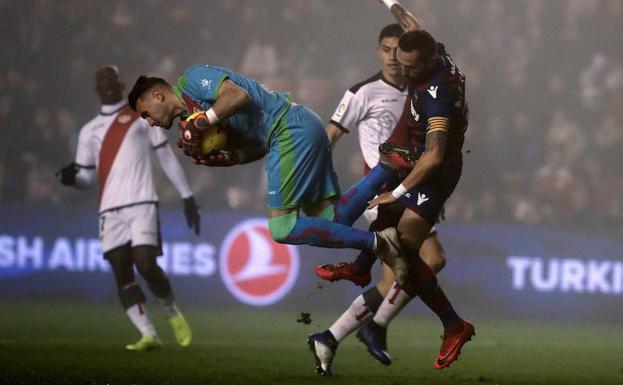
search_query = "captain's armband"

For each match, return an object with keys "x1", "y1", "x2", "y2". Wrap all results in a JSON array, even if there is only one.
[{"x1": 426, "y1": 117, "x2": 449, "y2": 134}]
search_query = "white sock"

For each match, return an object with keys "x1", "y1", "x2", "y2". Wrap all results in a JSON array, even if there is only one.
[
  {"x1": 373, "y1": 282, "x2": 413, "y2": 328},
  {"x1": 126, "y1": 303, "x2": 157, "y2": 337},
  {"x1": 329, "y1": 295, "x2": 371, "y2": 342},
  {"x1": 156, "y1": 294, "x2": 179, "y2": 318}
]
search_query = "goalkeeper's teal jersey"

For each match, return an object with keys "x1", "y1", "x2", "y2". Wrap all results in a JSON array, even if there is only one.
[{"x1": 173, "y1": 65, "x2": 292, "y2": 149}]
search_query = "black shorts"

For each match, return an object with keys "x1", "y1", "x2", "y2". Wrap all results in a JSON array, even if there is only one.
[{"x1": 398, "y1": 165, "x2": 462, "y2": 226}]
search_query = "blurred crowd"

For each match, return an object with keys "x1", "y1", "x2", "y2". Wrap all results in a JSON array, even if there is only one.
[{"x1": 1, "y1": 0, "x2": 621, "y2": 235}]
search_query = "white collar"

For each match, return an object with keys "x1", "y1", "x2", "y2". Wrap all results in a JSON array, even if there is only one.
[{"x1": 100, "y1": 100, "x2": 127, "y2": 115}]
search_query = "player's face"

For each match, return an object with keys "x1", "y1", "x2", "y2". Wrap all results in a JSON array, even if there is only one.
[
  {"x1": 396, "y1": 48, "x2": 434, "y2": 82},
  {"x1": 136, "y1": 89, "x2": 176, "y2": 129},
  {"x1": 378, "y1": 37, "x2": 401, "y2": 77}
]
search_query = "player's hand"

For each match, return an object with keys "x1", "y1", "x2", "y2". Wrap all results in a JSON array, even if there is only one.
[
  {"x1": 55, "y1": 162, "x2": 79, "y2": 186},
  {"x1": 177, "y1": 119, "x2": 203, "y2": 159},
  {"x1": 367, "y1": 191, "x2": 397, "y2": 209},
  {"x1": 183, "y1": 196, "x2": 201, "y2": 235},
  {"x1": 192, "y1": 150, "x2": 239, "y2": 167}
]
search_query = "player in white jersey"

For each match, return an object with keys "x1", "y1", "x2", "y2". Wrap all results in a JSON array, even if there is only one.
[
  {"x1": 57, "y1": 66, "x2": 199, "y2": 351},
  {"x1": 308, "y1": 24, "x2": 448, "y2": 376}
]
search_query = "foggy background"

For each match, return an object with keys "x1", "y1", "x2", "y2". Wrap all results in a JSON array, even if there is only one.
[
  {"x1": 1, "y1": 0, "x2": 621, "y2": 237},
  {"x1": 1, "y1": 4, "x2": 622, "y2": 384}
]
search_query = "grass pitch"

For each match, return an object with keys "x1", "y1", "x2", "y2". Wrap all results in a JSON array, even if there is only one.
[{"x1": 1, "y1": 300, "x2": 622, "y2": 385}]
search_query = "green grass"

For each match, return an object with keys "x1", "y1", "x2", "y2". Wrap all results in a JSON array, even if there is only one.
[{"x1": 1, "y1": 300, "x2": 622, "y2": 385}]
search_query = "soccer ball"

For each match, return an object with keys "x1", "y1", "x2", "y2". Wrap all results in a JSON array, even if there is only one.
[
  {"x1": 200, "y1": 124, "x2": 227, "y2": 154},
  {"x1": 183, "y1": 111, "x2": 228, "y2": 154}
]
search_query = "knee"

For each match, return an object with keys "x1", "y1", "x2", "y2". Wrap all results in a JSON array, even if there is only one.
[
  {"x1": 376, "y1": 281, "x2": 393, "y2": 296},
  {"x1": 409, "y1": 258, "x2": 439, "y2": 295},
  {"x1": 133, "y1": 255, "x2": 161, "y2": 279},
  {"x1": 268, "y1": 212, "x2": 298, "y2": 244},
  {"x1": 422, "y1": 251, "x2": 447, "y2": 274},
  {"x1": 135, "y1": 259, "x2": 155, "y2": 278},
  {"x1": 398, "y1": 232, "x2": 422, "y2": 250},
  {"x1": 269, "y1": 222, "x2": 290, "y2": 244}
]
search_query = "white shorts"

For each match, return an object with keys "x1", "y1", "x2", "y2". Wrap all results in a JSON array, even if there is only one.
[{"x1": 99, "y1": 203, "x2": 160, "y2": 253}]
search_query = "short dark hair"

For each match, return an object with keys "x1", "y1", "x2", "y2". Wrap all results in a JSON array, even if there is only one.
[
  {"x1": 398, "y1": 30, "x2": 438, "y2": 61},
  {"x1": 128, "y1": 75, "x2": 169, "y2": 111},
  {"x1": 378, "y1": 23, "x2": 404, "y2": 43}
]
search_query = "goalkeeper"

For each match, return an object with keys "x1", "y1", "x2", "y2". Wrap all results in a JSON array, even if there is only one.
[{"x1": 128, "y1": 65, "x2": 412, "y2": 282}]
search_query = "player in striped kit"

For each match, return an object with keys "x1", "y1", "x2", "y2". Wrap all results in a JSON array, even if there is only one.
[
  {"x1": 352, "y1": 0, "x2": 474, "y2": 369},
  {"x1": 57, "y1": 66, "x2": 199, "y2": 351},
  {"x1": 308, "y1": 23, "x2": 448, "y2": 376}
]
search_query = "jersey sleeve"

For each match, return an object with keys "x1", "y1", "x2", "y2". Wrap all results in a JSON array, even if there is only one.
[
  {"x1": 421, "y1": 82, "x2": 456, "y2": 119},
  {"x1": 329, "y1": 90, "x2": 366, "y2": 133},
  {"x1": 148, "y1": 124, "x2": 169, "y2": 149},
  {"x1": 74, "y1": 126, "x2": 96, "y2": 169},
  {"x1": 184, "y1": 65, "x2": 230, "y2": 104}
]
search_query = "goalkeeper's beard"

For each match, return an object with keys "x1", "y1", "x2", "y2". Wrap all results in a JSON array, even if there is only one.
[{"x1": 161, "y1": 117, "x2": 175, "y2": 129}]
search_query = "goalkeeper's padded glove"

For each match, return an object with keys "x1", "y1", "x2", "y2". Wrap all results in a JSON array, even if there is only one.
[
  {"x1": 191, "y1": 150, "x2": 240, "y2": 167},
  {"x1": 177, "y1": 118, "x2": 203, "y2": 159}
]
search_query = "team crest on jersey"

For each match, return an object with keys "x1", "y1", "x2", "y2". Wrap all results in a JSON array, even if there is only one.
[
  {"x1": 117, "y1": 114, "x2": 131, "y2": 124},
  {"x1": 427, "y1": 85, "x2": 438, "y2": 99},
  {"x1": 201, "y1": 79, "x2": 212, "y2": 88}
]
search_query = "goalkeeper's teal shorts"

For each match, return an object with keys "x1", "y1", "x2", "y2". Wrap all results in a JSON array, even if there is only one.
[{"x1": 265, "y1": 104, "x2": 340, "y2": 210}]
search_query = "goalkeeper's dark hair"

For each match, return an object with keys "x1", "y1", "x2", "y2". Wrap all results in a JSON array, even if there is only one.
[
  {"x1": 379, "y1": 23, "x2": 404, "y2": 43},
  {"x1": 398, "y1": 30, "x2": 438, "y2": 61},
  {"x1": 128, "y1": 75, "x2": 170, "y2": 111}
]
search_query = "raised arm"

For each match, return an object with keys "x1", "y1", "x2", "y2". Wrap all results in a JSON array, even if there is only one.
[{"x1": 378, "y1": 0, "x2": 421, "y2": 31}]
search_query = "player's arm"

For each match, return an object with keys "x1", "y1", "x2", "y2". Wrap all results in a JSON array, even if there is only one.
[
  {"x1": 73, "y1": 165, "x2": 96, "y2": 189},
  {"x1": 234, "y1": 146, "x2": 267, "y2": 165},
  {"x1": 377, "y1": 0, "x2": 421, "y2": 31},
  {"x1": 326, "y1": 88, "x2": 362, "y2": 150},
  {"x1": 57, "y1": 126, "x2": 96, "y2": 190},
  {"x1": 193, "y1": 80, "x2": 250, "y2": 130},
  {"x1": 192, "y1": 146, "x2": 266, "y2": 167},
  {"x1": 369, "y1": 80, "x2": 456, "y2": 208},
  {"x1": 368, "y1": 119, "x2": 447, "y2": 208},
  {"x1": 193, "y1": 133, "x2": 267, "y2": 167},
  {"x1": 56, "y1": 163, "x2": 95, "y2": 189},
  {"x1": 396, "y1": 119, "x2": 447, "y2": 190},
  {"x1": 151, "y1": 125, "x2": 200, "y2": 234},
  {"x1": 155, "y1": 143, "x2": 201, "y2": 234},
  {"x1": 326, "y1": 122, "x2": 346, "y2": 149},
  {"x1": 154, "y1": 142, "x2": 193, "y2": 199}
]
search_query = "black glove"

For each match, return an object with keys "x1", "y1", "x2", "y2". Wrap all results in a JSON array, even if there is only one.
[
  {"x1": 55, "y1": 162, "x2": 79, "y2": 186},
  {"x1": 183, "y1": 196, "x2": 201, "y2": 235}
]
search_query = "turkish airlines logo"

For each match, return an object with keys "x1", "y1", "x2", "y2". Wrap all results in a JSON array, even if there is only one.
[{"x1": 219, "y1": 218, "x2": 299, "y2": 306}]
